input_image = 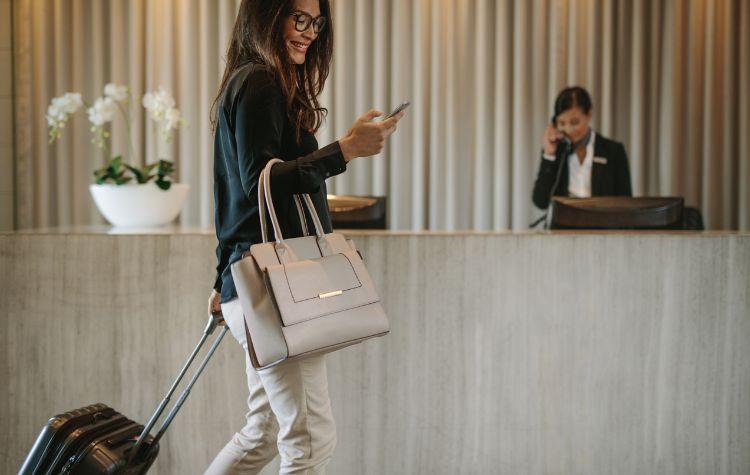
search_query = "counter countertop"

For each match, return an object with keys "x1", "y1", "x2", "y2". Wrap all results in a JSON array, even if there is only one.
[{"x1": 3, "y1": 225, "x2": 749, "y2": 237}]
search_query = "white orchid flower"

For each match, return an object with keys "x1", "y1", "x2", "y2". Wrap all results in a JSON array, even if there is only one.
[
  {"x1": 163, "y1": 108, "x2": 182, "y2": 131},
  {"x1": 54, "y1": 92, "x2": 83, "y2": 113},
  {"x1": 46, "y1": 92, "x2": 84, "y2": 140},
  {"x1": 142, "y1": 87, "x2": 176, "y2": 122},
  {"x1": 104, "y1": 83, "x2": 129, "y2": 102},
  {"x1": 87, "y1": 97, "x2": 117, "y2": 126},
  {"x1": 46, "y1": 92, "x2": 82, "y2": 122},
  {"x1": 46, "y1": 103, "x2": 66, "y2": 127}
]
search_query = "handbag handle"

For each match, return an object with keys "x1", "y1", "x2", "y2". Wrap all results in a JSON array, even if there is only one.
[
  {"x1": 258, "y1": 158, "x2": 326, "y2": 244},
  {"x1": 293, "y1": 195, "x2": 310, "y2": 237},
  {"x1": 263, "y1": 159, "x2": 326, "y2": 240},
  {"x1": 258, "y1": 158, "x2": 323, "y2": 243},
  {"x1": 258, "y1": 173, "x2": 309, "y2": 239}
]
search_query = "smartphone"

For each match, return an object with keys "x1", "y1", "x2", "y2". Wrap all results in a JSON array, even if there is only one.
[{"x1": 383, "y1": 101, "x2": 411, "y2": 120}]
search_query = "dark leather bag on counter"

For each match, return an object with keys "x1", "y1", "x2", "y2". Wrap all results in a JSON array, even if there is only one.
[
  {"x1": 550, "y1": 196, "x2": 686, "y2": 229},
  {"x1": 328, "y1": 195, "x2": 386, "y2": 229}
]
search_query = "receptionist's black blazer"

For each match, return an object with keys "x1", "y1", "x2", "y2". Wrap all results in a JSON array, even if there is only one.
[{"x1": 532, "y1": 133, "x2": 633, "y2": 209}]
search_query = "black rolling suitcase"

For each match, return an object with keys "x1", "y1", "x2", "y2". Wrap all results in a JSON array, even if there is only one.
[{"x1": 19, "y1": 313, "x2": 228, "y2": 474}]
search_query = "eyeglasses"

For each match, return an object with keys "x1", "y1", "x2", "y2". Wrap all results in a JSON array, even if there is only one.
[{"x1": 290, "y1": 11, "x2": 327, "y2": 34}]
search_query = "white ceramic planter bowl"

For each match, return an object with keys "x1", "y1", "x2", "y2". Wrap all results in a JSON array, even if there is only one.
[{"x1": 89, "y1": 183, "x2": 189, "y2": 227}]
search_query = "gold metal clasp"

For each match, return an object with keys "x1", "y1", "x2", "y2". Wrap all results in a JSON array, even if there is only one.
[{"x1": 319, "y1": 290, "x2": 343, "y2": 299}]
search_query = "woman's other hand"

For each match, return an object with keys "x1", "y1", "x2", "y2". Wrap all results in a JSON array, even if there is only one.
[
  {"x1": 338, "y1": 108, "x2": 406, "y2": 162},
  {"x1": 543, "y1": 123, "x2": 564, "y2": 156},
  {"x1": 207, "y1": 289, "x2": 225, "y2": 325}
]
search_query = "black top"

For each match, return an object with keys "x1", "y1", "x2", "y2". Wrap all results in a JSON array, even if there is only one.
[
  {"x1": 213, "y1": 62, "x2": 347, "y2": 303},
  {"x1": 532, "y1": 132, "x2": 633, "y2": 209}
]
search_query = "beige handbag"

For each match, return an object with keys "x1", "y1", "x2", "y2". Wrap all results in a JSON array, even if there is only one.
[{"x1": 230, "y1": 158, "x2": 389, "y2": 370}]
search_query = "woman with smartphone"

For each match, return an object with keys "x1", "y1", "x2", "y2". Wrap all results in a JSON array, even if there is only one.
[
  {"x1": 205, "y1": 0, "x2": 405, "y2": 473},
  {"x1": 532, "y1": 86, "x2": 632, "y2": 210}
]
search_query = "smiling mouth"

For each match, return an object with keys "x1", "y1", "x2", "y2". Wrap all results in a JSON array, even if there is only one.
[{"x1": 289, "y1": 40, "x2": 310, "y2": 53}]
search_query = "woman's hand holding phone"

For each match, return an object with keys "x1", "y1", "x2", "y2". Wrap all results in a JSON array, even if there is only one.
[
  {"x1": 543, "y1": 123, "x2": 565, "y2": 156},
  {"x1": 339, "y1": 107, "x2": 407, "y2": 162}
]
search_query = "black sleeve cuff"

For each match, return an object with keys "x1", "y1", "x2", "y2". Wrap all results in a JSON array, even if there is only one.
[
  {"x1": 323, "y1": 141, "x2": 347, "y2": 177},
  {"x1": 297, "y1": 141, "x2": 347, "y2": 179},
  {"x1": 268, "y1": 141, "x2": 348, "y2": 196},
  {"x1": 539, "y1": 152, "x2": 560, "y2": 173}
]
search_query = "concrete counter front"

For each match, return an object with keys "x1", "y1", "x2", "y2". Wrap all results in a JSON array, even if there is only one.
[{"x1": 1, "y1": 228, "x2": 749, "y2": 474}]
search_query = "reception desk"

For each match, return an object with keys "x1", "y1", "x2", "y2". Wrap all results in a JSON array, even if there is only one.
[{"x1": 1, "y1": 228, "x2": 749, "y2": 474}]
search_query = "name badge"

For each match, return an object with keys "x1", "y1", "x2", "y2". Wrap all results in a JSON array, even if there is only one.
[{"x1": 593, "y1": 157, "x2": 608, "y2": 165}]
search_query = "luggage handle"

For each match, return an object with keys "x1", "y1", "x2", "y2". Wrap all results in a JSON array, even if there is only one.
[{"x1": 128, "y1": 312, "x2": 228, "y2": 465}]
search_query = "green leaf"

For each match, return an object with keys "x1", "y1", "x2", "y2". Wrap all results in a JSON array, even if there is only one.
[
  {"x1": 155, "y1": 178, "x2": 172, "y2": 191},
  {"x1": 157, "y1": 160, "x2": 175, "y2": 177},
  {"x1": 143, "y1": 163, "x2": 158, "y2": 174},
  {"x1": 97, "y1": 159, "x2": 176, "y2": 188},
  {"x1": 93, "y1": 167, "x2": 113, "y2": 184},
  {"x1": 124, "y1": 165, "x2": 147, "y2": 184},
  {"x1": 123, "y1": 162, "x2": 164, "y2": 184},
  {"x1": 92, "y1": 156, "x2": 132, "y2": 185}
]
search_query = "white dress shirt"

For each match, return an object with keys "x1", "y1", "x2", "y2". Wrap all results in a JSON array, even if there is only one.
[{"x1": 542, "y1": 130, "x2": 596, "y2": 198}]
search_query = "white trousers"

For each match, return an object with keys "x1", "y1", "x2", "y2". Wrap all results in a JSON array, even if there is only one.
[{"x1": 204, "y1": 298, "x2": 336, "y2": 475}]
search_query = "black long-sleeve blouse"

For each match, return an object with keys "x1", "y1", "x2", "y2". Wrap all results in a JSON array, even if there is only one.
[{"x1": 213, "y1": 62, "x2": 347, "y2": 303}]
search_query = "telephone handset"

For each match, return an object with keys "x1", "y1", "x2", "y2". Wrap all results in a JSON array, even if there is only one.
[
  {"x1": 550, "y1": 115, "x2": 592, "y2": 152},
  {"x1": 550, "y1": 115, "x2": 572, "y2": 153}
]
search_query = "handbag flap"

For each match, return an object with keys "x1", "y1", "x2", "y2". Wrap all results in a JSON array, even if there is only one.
[
  {"x1": 283, "y1": 253, "x2": 361, "y2": 302},
  {"x1": 265, "y1": 250, "x2": 380, "y2": 326},
  {"x1": 248, "y1": 233, "x2": 354, "y2": 271}
]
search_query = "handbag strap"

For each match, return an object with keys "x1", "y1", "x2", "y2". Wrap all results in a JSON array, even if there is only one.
[
  {"x1": 293, "y1": 195, "x2": 310, "y2": 237},
  {"x1": 258, "y1": 158, "x2": 325, "y2": 244},
  {"x1": 263, "y1": 159, "x2": 325, "y2": 240},
  {"x1": 258, "y1": 167, "x2": 309, "y2": 241}
]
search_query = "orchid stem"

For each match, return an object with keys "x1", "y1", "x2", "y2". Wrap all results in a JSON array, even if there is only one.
[
  {"x1": 152, "y1": 121, "x2": 159, "y2": 165},
  {"x1": 117, "y1": 98, "x2": 138, "y2": 167}
]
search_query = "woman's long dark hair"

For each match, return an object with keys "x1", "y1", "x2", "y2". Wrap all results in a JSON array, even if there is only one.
[{"x1": 210, "y1": 0, "x2": 333, "y2": 141}]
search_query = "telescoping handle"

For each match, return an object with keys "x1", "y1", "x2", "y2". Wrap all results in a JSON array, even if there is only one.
[{"x1": 128, "y1": 312, "x2": 228, "y2": 465}]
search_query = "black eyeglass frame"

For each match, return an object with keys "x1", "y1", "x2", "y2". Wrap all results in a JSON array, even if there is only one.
[{"x1": 289, "y1": 11, "x2": 327, "y2": 34}]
